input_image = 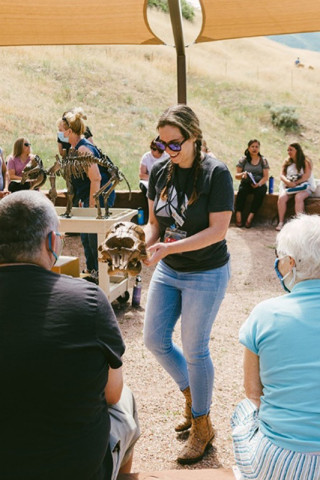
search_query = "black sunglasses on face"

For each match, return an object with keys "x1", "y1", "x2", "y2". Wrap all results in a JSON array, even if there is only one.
[
  {"x1": 151, "y1": 146, "x2": 164, "y2": 153},
  {"x1": 24, "y1": 143, "x2": 31, "y2": 147},
  {"x1": 62, "y1": 116, "x2": 70, "y2": 127},
  {"x1": 154, "y1": 136, "x2": 187, "y2": 152}
]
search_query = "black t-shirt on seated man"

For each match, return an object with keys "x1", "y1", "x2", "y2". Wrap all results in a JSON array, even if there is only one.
[
  {"x1": 148, "y1": 154, "x2": 234, "y2": 272},
  {"x1": 0, "y1": 264, "x2": 125, "y2": 480}
]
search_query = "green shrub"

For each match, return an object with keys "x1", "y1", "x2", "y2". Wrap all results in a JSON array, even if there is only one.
[
  {"x1": 148, "y1": 0, "x2": 168, "y2": 13},
  {"x1": 269, "y1": 105, "x2": 300, "y2": 131},
  {"x1": 148, "y1": 0, "x2": 195, "y2": 21},
  {"x1": 181, "y1": 0, "x2": 195, "y2": 21}
]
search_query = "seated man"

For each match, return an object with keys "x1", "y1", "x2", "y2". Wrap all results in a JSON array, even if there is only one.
[{"x1": 0, "y1": 191, "x2": 140, "y2": 480}]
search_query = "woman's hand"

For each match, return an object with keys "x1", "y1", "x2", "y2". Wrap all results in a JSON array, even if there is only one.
[
  {"x1": 144, "y1": 242, "x2": 170, "y2": 266},
  {"x1": 287, "y1": 181, "x2": 297, "y2": 188},
  {"x1": 241, "y1": 171, "x2": 248, "y2": 179}
]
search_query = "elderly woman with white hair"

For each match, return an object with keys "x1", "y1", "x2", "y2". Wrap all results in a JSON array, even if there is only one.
[{"x1": 231, "y1": 214, "x2": 320, "y2": 480}]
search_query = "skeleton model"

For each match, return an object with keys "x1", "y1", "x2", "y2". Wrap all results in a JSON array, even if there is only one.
[
  {"x1": 99, "y1": 221, "x2": 147, "y2": 276},
  {"x1": 21, "y1": 149, "x2": 131, "y2": 219},
  {"x1": 21, "y1": 155, "x2": 58, "y2": 204}
]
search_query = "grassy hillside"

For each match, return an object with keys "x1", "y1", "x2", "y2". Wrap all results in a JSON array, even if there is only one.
[{"x1": 1, "y1": 9, "x2": 320, "y2": 190}]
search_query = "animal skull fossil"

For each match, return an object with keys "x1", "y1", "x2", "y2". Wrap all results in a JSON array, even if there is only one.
[{"x1": 98, "y1": 221, "x2": 147, "y2": 276}]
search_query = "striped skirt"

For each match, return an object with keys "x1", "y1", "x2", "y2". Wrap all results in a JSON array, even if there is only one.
[{"x1": 231, "y1": 399, "x2": 320, "y2": 480}]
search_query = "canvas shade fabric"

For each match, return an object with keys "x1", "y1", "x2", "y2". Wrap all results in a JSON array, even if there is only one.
[
  {"x1": 0, "y1": 0, "x2": 162, "y2": 46},
  {"x1": 1, "y1": 0, "x2": 320, "y2": 47},
  {"x1": 197, "y1": 0, "x2": 320, "y2": 43}
]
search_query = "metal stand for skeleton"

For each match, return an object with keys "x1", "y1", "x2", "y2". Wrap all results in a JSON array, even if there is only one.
[{"x1": 55, "y1": 207, "x2": 137, "y2": 303}]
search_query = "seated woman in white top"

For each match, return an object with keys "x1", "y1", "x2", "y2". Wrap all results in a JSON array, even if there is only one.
[
  {"x1": 139, "y1": 140, "x2": 169, "y2": 196},
  {"x1": 276, "y1": 143, "x2": 315, "y2": 231}
]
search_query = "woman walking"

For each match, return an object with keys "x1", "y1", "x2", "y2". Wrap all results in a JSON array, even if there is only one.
[{"x1": 143, "y1": 105, "x2": 234, "y2": 464}]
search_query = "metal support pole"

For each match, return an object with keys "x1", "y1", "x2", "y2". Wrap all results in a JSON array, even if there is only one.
[{"x1": 168, "y1": 0, "x2": 187, "y2": 104}]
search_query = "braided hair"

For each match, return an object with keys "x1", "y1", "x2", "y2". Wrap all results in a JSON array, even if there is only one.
[{"x1": 158, "y1": 105, "x2": 203, "y2": 206}]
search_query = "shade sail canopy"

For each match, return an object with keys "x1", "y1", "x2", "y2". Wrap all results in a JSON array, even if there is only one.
[
  {"x1": 0, "y1": 0, "x2": 162, "y2": 46},
  {"x1": 197, "y1": 0, "x2": 320, "y2": 43}
]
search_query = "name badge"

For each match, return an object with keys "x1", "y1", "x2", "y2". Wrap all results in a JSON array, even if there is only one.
[{"x1": 164, "y1": 227, "x2": 187, "y2": 243}]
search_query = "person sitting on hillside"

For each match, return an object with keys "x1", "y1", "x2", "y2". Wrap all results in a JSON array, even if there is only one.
[
  {"x1": 0, "y1": 146, "x2": 9, "y2": 199},
  {"x1": 0, "y1": 190, "x2": 140, "y2": 480},
  {"x1": 276, "y1": 143, "x2": 315, "y2": 231},
  {"x1": 7, "y1": 137, "x2": 36, "y2": 192},
  {"x1": 232, "y1": 214, "x2": 320, "y2": 480},
  {"x1": 139, "y1": 139, "x2": 169, "y2": 196},
  {"x1": 234, "y1": 139, "x2": 269, "y2": 228}
]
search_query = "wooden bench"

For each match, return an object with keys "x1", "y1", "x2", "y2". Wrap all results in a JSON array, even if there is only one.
[
  {"x1": 118, "y1": 468, "x2": 235, "y2": 480},
  {"x1": 48, "y1": 189, "x2": 320, "y2": 226}
]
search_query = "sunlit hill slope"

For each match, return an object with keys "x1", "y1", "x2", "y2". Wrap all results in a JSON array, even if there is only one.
[{"x1": 1, "y1": 9, "x2": 320, "y2": 189}]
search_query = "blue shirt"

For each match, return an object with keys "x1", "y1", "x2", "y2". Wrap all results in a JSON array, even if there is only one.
[{"x1": 240, "y1": 279, "x2": 320, "y2": 453}]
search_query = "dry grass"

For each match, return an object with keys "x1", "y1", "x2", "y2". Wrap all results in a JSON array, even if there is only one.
[{"x1": 1, "y1": 9, "x2": 320, "y2": 189}]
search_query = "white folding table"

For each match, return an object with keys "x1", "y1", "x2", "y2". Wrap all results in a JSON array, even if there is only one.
[{"x1": 55, "y1": 207, "x2": 137, "y2": 302}]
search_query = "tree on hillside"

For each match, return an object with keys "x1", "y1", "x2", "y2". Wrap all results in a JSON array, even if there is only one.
[{"x1": 148, "y1": 0, "x2": 195, "y2": 21}]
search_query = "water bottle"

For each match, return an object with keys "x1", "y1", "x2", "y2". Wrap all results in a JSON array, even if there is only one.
[
  {"x1": 269, "y1": 176, "x2": 274, "y2": 194},
  {"x1": 137, "y1": 207, "x2": 144, "y2": 225},
  {"x1": 132, "y1": 275, "x2": 142, "y2": 307}
]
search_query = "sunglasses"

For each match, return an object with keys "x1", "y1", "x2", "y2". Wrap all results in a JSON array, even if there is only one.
[
  {"x1": 24, "y1": 142, "x2": 31, "y2": 147},
  {"x1": 151, "y1": 146, "x2": 164, "y2": 153},
  {"x1": 62, "y1": 116, "x2": 70, "y2": 127},
  {"x1": 154, "y1": 136, "x2": 187, "y2": 152}
]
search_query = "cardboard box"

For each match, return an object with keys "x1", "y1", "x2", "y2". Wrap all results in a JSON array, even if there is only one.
[{"x1": 52, "y1": 256, "x2": 80, "y2": 277}]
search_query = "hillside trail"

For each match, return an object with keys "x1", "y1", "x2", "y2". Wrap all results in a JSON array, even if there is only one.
[{"x1": 64, "y1": 225, "x2": 281, "y2": 472}]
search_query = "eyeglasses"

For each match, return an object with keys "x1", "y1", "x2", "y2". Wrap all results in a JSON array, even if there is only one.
[
  {"x1": 24, "y1": 142, "x2": 31, "y2": 147},
  {"x1": 154, "y1": 136, "x2": 187, "y2": 152},
  {"x1": 48, "y1": 231, "x2": 65, "y2": 262},
  {"x1": 62, "y1": 116, "x2": 70, "y2": 127}
]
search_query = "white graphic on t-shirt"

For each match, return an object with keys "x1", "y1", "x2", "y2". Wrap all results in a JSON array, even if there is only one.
[{"x1": 154, "y1": 185, "x2": 188, "y2": 220}]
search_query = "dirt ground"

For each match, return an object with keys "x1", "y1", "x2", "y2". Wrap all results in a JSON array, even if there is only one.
[{"x1": 63, "y1": 225, "x2": 281, "y2": 473}]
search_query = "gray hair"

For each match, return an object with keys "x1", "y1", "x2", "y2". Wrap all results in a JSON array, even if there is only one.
[
  {"x1": 0, "y1": 191, "x2": 59, "y2": 263},
  {"x1": 276, "y1": 214, "x2": 320, "y2": 282}
]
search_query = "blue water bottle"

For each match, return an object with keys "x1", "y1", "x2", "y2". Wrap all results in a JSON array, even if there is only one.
[
  {"x1": 269, "y1": 176, "x2": 274, "y2": 194},
  {"x1": 137, "y1": 208, "x2": 144, "y2": 225}
]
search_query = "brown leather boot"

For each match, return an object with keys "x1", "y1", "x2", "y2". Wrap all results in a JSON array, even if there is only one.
[
  {"x1": 177, "y1": 413, "x2": 215, "y2": 464},
  {"x1": 175, "y1": 386, "x2": 192, "y2": 432}
]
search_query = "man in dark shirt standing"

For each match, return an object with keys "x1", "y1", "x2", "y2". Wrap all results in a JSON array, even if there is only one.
[{"x1": 0, "y1": 191, "x2": 139, "y2": 480}]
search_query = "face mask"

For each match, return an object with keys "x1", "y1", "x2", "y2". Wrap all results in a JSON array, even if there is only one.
[
  {"x1": 57, "y1": 131, "x2": 69, "y2": 143},
  {"x1": 274, "y1": 257, "x2": 296, "y2": 293},
  {"x1": 48, "y1": 232, "x2": 63, "y2": 265}
]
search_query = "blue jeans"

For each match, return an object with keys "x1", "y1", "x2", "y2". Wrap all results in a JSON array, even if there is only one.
[{"x1": 144, "y1": 260, "x2": 230, "y2": 417}]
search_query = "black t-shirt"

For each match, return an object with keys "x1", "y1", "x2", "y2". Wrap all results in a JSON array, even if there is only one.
[
  {"x1": 0, "y1": 264, "x2": 125, "y2": 480},
  {"x1": 148, "y1": 154, "x2": 234, "y2": 271}
]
